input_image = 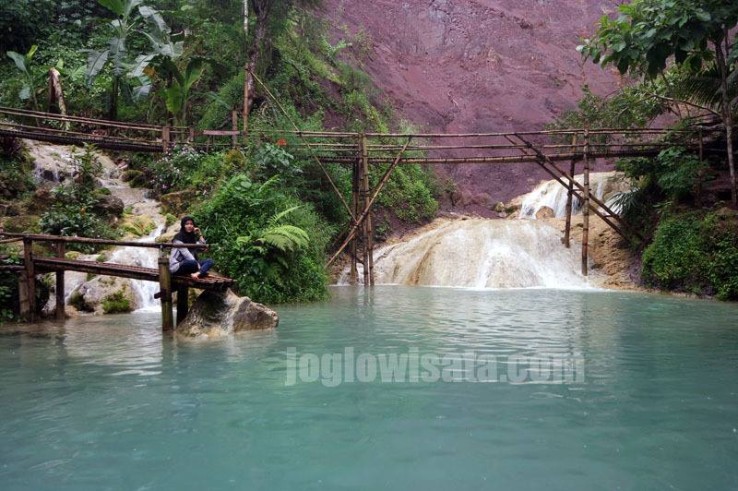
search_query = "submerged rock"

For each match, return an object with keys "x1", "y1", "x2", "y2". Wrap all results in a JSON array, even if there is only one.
[{"x1": 176, "y1": 290, "x2": 279, "y2": 337}]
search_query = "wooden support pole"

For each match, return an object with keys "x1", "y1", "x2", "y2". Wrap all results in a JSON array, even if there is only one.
[
  {"x1": 359, "y1": 134, "x2": 370, "y2": 286},
  {"x1": 21, "y1": 238, "x2": 35, "y2": 322},
  {"x1": 360, "y1": 133, "x2": 375, "y2": 286},
  {"x1": 582, "y1": 130, "x2": 590, "y2": 276},
  {"x1": 176, "y1": 286, "x2": 189, "y2": 325},
  {"x1": 349, "y1": 143, "x2": 360, "y2": 285},
  {"x1": 162, "y1": 125, "x2": 171, "y2": 153},
  {"x1": 327, "y1": 137, "x2": 413, "y2": 267},
  {"x1": 563, "y1": 135, "x2": 577, "y2": 249},
  {"x1": 55, "y1": 241, "x2": 65, "y2": 321},
  {"x1": 158, "y1": 254, "x2": 174, "y2": 332},
  {"x1": 231, "y1": 111, "x2": 239, "y2": 148}
]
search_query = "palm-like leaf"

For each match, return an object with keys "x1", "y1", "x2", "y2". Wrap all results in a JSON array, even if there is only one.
[
  {"x1": 666, "y1": 63, "x2": 738, "y2": 112},
  {"x1": 258, "y1": 224, "x2": 309, "y2": 253}
]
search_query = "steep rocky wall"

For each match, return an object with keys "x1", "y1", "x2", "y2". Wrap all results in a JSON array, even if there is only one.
[{"x1": 323, "y1": 0, "x2": 624, "y2": 209}]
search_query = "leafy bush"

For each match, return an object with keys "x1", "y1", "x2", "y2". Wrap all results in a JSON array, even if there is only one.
[
  {"x1": 0, "y1": 247, "x2": 21, "y2": 322},
  {"x1": 0, "y1": 1, "x2": 55, "y2": 53},
  {"x1": 195, "y1": 174, "x2": 332, "y2": 303},
  {"x1": 642, "y1": 211, "x2": 738, "y2": 300},
  {"x1": 376, "y1": 164, "x2": 439, "y2": 223}
]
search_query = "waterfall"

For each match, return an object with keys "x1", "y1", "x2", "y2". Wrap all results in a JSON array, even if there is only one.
[
  {"x1": 106, "y1": 225, "x2": 165, "y2": 312},
  {"x1": 519, "y1": 172, "x2": 625, "y2": 219},
  {"x1": 343, "y1": 218, "x2": 593, "y2": 289}
]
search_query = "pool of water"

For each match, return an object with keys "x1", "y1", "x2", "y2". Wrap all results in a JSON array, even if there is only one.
[{"x1": 1, "y1": 287, "x2": 737, "y2": 490}]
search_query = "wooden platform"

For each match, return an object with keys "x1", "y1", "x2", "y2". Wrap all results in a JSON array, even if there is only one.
[{"x1": 32, "y1": 257, "x2": 233, "y2": 290}]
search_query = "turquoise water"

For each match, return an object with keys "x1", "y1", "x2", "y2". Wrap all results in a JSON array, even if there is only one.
[{"x1": 1, "y1": 287, "x2": 737, "y2": 490}]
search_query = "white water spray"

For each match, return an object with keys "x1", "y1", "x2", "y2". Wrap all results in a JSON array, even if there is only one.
[
  {"x1": 519, "y1": 172, "x2": 625, "y2": 219},
  {"x1": 106, "y1": 225, "x2": 165, "y2": 312},
  {"x1": 343, "y1": 218, "x2": 593, "y2": 289}
]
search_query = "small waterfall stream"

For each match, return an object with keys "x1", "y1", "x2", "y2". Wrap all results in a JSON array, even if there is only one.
[
  {"x1": 519, "y1": 172, "x2": 623, "y2": 219},
  {"x1": 105, "y1": 225, "x2": 165, "y2": 312},
  {"x1": 341, "y1": 173, "x2": 631, "y2": 289},
  {"x1": 345, "y1": 218, "x2": 592, "y2": 288},
  {"x1": 29, "y1": 142, "x2": 168, "y2": 313}
]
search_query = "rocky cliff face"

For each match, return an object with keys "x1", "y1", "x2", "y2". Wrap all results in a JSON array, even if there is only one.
[{"x1": 323, "y1": 0, "x2": 623, "y2": 209}]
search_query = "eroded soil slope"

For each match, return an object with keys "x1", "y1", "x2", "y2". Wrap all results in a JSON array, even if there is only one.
[{"x1": 323, "y1": 0, "x2": 622, "y2": 210}]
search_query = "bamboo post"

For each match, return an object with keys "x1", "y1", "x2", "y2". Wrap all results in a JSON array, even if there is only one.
[
  {"x1": 158, "y1": 253, "x2": 174, "y2": 331},
  {"x1": 231, "y1": 111, "x2": 239, "y2": 148},
  {"x1": 563, "y1": 135, "x2": 577, "y2": 248},
  {"x1": 21, "y1": 238, "x2": 35, "y2": 322},
  {"x1": 360, "y1": 133, "x2": 374, "y2": 286},
  {"x1": 55, "y1": 241, "x2": 65, "y2": 320},
  {"x1": 176, "y1": 286, "x2": 189, "y2": 325},
  {"x1": 359, "y1": 134, "x2": 370, "y2": 286},
  {"x1": 162, "y1": 125, "x2": 171, "y2": 153},
  {"x1": 582, "y1": 130, "x2": 590, "y2": 276},
  {"x1": 349, "y1": 144, "x2": 360, "y2": 285}
]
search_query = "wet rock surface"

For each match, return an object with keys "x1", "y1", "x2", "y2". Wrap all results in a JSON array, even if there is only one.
[{"x1": 176, "y1": 290, "x2": 279, "y2": 337}]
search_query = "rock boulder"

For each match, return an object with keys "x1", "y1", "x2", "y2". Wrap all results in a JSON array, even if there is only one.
[{"x1": 176, "y1": 290, "x2": 279, "y2": 337}]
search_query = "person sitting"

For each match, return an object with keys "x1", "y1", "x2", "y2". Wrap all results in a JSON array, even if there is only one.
[{"x1": 169, "y1": 216, "x2": 214, "y2": 279}]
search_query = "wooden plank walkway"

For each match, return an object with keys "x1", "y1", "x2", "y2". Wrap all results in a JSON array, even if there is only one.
[
  {"x1": 0, "y1": 233, "x2": 234, "y2": 330},
  {"x1": 33, "y1": 257, "x2": 233, "y2": 290}
]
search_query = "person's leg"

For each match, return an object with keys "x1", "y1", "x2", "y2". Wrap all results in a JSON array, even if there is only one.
[
  {"x1": 198, "y1": 259, "x2": 214, "y2": 276},
  {"x1": 176, "y1": 259, "x2": 200, "y2": 275}
]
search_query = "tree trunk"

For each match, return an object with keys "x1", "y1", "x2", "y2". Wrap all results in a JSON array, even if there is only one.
[
  {"x1": 109, "y1": 75, "x2": 120, "y2": 121},
  {"x1": 716, "y1": 32, "x2": 737, "y2": 205},
  {"x1": 244, "y1": 13, "x2": 268, "y2": 125},
  {"x1": 242, "y1": 0, "x2": 250, "y2": 137}
]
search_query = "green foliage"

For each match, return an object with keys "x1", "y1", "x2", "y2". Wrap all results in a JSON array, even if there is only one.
[
  {"x1": 253, "y1": 143, "x2": 301, "y2": 178},
  {"x1": 0, "y1": 137, "x2": 35, "y2": 199},
  {"x1": 0, "y1": 1, "x2": 55, "y2": 53},
  {"x1": 613, "y1": 147, "x2": 707, "y2": 239},
  {"x1": 578, "y1": 1, "x2": 737, "y2": 78},
  {"x1": 148, "y1": 147, "x2": 245, "y2": 197},
  {"x1": 5, "y1": 45, "x2": 42, "y2": 110},
  {"x1": 547, "y1": 85, "x2": 664, "y2": 135},
  {"x1": 376, "y1": 164, "x2": 439, "y2": 223},
  {"x1": 642, "y1": 211, "x2": 738, "y2": 300},
  {"x1": 86, "y1": 0, "x2": 182, "y2": 120},
  {"x1": 653, "y1": 147, "x2": 706, "y2": 200},
  {"x1": 102, "y1": 290, "x2": 132, "y2": 313},
  {"x1": 0, "y1": 247, "x2": 21, "y2": 322},
  {"x1": 154, "y1": 56, "x2": 207, "y2": 125},
  {"x1": 195, "y1": 174, "x2": 331, "y2": 303}
]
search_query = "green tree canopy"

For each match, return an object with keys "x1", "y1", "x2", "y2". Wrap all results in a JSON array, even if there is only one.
[{"x1": 579, "y1": 0, "x2": 738, "y2": 204}]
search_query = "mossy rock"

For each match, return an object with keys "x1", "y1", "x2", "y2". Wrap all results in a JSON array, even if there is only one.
[
  {"x1": 160, "y1": 190, "x2": 197, "y2": 216},
  {"x1": 102, "y1": 291, "x2": 132, "y2": 314},
  {"x1": 69, "y1": 290, "x2": 94, "y2": 312},
  {"x1": 1, "y1": 215, "x2": 40, "y2": 233},
  {"x1": 120, "y1": 214, "x2": 156, "y2": 237},
  {"x1": 120, "y1": 170, "x2": 147, "y2": 188},
  {"x1": 92, "y1": 194, "x2": 125, "y2": 218}
]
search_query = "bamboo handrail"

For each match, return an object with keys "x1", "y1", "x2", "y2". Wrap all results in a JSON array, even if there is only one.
[{"x1": 0, "y1": 232, "x2": 208, "y2": 249}]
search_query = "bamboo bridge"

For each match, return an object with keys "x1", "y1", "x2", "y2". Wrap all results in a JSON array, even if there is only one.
[
  {"x1": 0, "y1": 106, "x2": 721, "y2": 305},
  {"x1": 0, "y1": 233, "x2": 233, "y2": 330}
]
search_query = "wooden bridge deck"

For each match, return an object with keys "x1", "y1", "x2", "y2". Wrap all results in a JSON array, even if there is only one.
[
  {"x1": 33, "y1": 257, "x2": 233, "y2": 290},
  {"x1": 0, "y1": 233, "x2": 234, "y2": 329}
]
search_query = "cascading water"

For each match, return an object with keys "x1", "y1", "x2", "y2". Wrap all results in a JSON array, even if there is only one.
[
  {"x1": 344, "y1": 218, "x2": 592, "y2": 288},
  {"x1": 106, "y1": 225, "x2": 166, "y2": 312},
  {"x1": 29, "y1": 142, "x2": 172, "y2": 314},
  {"x1": 519, "y1": 171, "x2": 626, "y2": 219}
]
